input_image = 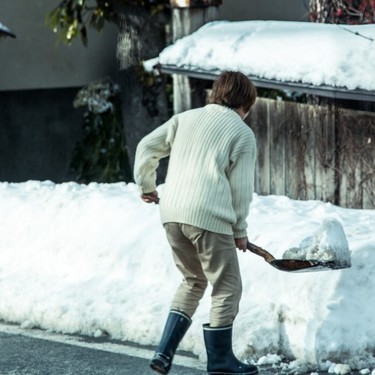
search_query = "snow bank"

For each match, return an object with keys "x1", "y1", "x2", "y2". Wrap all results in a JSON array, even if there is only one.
[{"x1": 0, "y1": 181, "x2": 374, "y2": 372}]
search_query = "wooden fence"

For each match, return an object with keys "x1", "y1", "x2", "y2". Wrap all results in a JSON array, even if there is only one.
[{"x1": 247, "y1": 98, "x2": 375, "y2": 209}]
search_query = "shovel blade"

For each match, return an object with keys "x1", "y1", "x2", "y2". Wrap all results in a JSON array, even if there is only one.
[
  {"x1": 270, "y1": 259, "x2": 350, "y2": 273},
  {"x1": 247, "y1": 241, "x2": 351, "y2": 272}
]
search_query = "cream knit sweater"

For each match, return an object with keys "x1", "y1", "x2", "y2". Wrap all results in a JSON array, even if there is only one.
[{"x1": 134, "y1": 104, "x2": 256, "y2": 238}]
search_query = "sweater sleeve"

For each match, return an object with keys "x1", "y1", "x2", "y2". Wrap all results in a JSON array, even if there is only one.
[
  {"x1": 134, "y1": 117, "x2": 177, "y2": 194},
  {"x1": 228, "y1": 137, "x2": 257, "y2": 238}
]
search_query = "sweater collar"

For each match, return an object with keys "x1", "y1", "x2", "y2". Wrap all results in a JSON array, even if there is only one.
[{"x1": 206, "y1": 104, "x2": 242, "y2": 119}]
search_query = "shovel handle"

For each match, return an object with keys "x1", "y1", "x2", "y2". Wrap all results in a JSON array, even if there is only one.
[{"x1": 247, "y1": 242, "x2": 276, "y2": 263}]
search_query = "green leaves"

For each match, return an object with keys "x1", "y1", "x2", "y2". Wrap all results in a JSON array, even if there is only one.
[
  {"x1": 47, "y1": 1, "x2": 88, "y2": 45},
  {"x1": 71, "y1": 78, "x2": 132, "y2": 183},
  {"x1": 47, "y1": 0, "x2": 169, "y2": 46},
  {"x1": 47, "y1": 0, "x2": 114, "y2": 46}
]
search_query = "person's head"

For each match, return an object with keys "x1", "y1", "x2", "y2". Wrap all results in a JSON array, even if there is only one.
[{"x1": 210, "y1": 71, "x2": 257, "y2": 117}]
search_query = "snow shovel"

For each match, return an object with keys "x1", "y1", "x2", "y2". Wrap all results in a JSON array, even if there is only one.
[
  {"x1": 147, "y1": 195, "x2": 348, "y2": 272},
  {"x1": 247, "y1": 242, "x2": 349, "y2": 273}
]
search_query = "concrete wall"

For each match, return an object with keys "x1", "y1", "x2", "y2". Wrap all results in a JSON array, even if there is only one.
[
  {"x1": 0, "y1": 0, "x2": 120, "y2": 91},
  {"x1": 0, "y1": 88, "x2": 83, "y2": 183},
  {"x1": 220, "y1": 0, "x2": 308, "y2": 22},
  {"x1": 0, "y1": 0, "x2": 121, "y2": 183}
]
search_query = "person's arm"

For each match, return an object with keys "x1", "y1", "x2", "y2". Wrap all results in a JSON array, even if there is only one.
[
  {"x1": 134, "y1": 117, "x2": 177, "y2": 197},
  {"x1": 228, "y1": 142, "x2": 256, "y2": 249}
]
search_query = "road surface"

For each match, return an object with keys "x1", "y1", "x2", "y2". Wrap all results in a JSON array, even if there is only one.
[{"x1": 0, "y1": 322, "x2": 206, "y2": 375}]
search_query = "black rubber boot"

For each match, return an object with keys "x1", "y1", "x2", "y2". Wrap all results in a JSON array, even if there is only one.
[
  {"x1": 150, "y1": 310, "x2": 192, "y2": 374},
  {"x1": 203, "y1": 324, "x2": 258, "y2": 375}
]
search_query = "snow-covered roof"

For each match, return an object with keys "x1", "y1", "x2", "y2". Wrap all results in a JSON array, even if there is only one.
[{"x1": 150, "y1": 20, "x2": 375, "y2": 100}]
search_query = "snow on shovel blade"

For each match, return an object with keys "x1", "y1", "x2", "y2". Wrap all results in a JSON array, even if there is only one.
[
  {"x1": 247, "y1": 219, "x2": 352, "y2": 272},
  {"x1": 247, "y1": 242, "x2": 350, "y2": 273}
]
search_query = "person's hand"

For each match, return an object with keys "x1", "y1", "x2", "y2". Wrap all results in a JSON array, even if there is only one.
[
  {"x1": 235, "y1": 237, "x2": 248, "y2": 252},
  {"x1": 140, "y1": 191, "x2": 159, "y2": 204}
]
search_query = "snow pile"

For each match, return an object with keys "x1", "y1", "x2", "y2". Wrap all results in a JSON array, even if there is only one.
[
  {"x1": 0, "y1": 181, "x2": 375, "y2": 372},
  {"x1": 156, "y1": 20, "x2": 375, "y2": 91},
  {"x1": 282, "y1": 218, "x2": 351, "y2": 267}
]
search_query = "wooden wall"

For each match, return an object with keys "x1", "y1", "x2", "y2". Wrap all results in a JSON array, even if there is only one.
[{"x1": 248, "y1": 98, "x2": 375, "y2": 209}]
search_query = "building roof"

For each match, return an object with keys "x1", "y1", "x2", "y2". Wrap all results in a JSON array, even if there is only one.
[{"x1": 150, "y1": 20, "x2": 375, "y2": 102}]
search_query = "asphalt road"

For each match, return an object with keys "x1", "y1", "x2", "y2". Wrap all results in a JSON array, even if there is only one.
[
  {"x1": 0, "y1": 323, "x2": 206, "y2": 375},
  {"x1": 2, "y1": 322, "x2": 359, "y2": 375}
]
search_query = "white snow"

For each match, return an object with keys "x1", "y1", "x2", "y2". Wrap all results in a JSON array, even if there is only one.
[
  {"x1": 282, "y1": 218, "x2": 351, "y2": 267},
  {"x1": 0, "y1": 180, "x2": 374, "y2": 372},
  {"x1": 329, "y1": 363, "x2": 352, "y2": 375},
  {"x1": 154, "y1": 20, "x2": 375, "y2": 91},
  {"x1": 0, "y1": 22, "x2": 10, "y2": 33},
  {"x1": 0, "y1": 21, "x2": 13, "y2": 37}
]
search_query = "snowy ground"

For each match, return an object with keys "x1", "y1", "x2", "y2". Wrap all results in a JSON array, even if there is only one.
[{"x1": 0, "y1": 180, "x2": 374, "y2": 373}]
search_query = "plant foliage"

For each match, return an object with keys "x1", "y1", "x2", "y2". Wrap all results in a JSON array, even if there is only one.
[
  {"x1": 309, "y1": 0, "x2": 375, "y2": 24},
  {"x1": 47, "y1": 0, "x2": 169, "y2": 46},
  {"x1": 71, "y1": 78, "x2": 132, "y2": 183}
]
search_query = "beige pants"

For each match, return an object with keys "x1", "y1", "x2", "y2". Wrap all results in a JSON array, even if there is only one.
[{"x1": 164, "y1": 222, "x2": 242, "y2": 327}]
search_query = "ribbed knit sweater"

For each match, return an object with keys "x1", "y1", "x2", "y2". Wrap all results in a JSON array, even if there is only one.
[{"x1": 134, "y1": 104, "x2": 257, "y2": 238}]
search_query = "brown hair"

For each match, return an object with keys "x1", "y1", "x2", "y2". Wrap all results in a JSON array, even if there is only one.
[{"x1": 210, "y1": 71, "x2": 257, "y2": 113}]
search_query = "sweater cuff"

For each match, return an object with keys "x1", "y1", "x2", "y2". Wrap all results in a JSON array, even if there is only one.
[
  {"x1": 138, "y1": 184, "x2": 157, "y2": 195},
  {"x1": 233, "y1": 229, "x2": 247, "y2": 239}
]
